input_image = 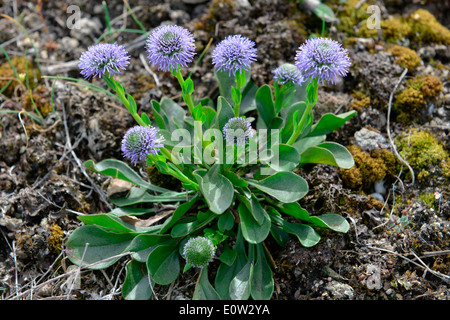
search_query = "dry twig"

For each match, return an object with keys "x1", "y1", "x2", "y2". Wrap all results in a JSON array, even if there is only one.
[{"x1": 386, "y1": 68, "x2": 415, "y2": 185}]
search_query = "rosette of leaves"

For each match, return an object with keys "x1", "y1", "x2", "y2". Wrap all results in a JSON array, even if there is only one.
[{"x1": 66, "y1": 38, "x2": 355, "y2": 302}]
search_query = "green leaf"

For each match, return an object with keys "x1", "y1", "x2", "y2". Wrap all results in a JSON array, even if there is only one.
[
  {"x1": 309, "y1": 213, "x2": 350, "y2": 233},
  {"x1": 170, "y1": 214, "x2": 215, "y2": 238},
  {"x1": 292, "y1": 135, "x2": 326, "y2": 155},
  {"x1": 281, "y1": 101, "x2": 306, "y2": 140},
  {"x1": 141, "y1": 112, "x2": 151, "y2": 126},
  {"x1": 246, "y1": 172, "x2": 308, "y2": 203},
  {"x1": 192, "y1": 104, "x2": 205, "y2": 122},
  {"x1": 250, "y1": 244, "x2": 273, "y2": 300},
  {"x1": 255, "y1": 85, "x2": 275, "y2": 128},
  {"x1": 78, "y1": 214, "x2": 158, "y2": 234},
  {"x1": 202, "y1": 106, "x2": 216, "y2": 129},
  {"x1": 215, "y1": 228, "x2": 247, "y2": 299},
  {"x1": 85, "y1": 159, "x2": 170, "y2": 193},
  {"x1": 193, "y1": 267, "x2": 221, "y2": 300},
  {"x1": 277, "y1": 202, "x2": 310, "y2": 222},
  {"x1": 122, "y1": 260, "x2": 153, "y2": 300},
  {"x1": 229, "y1": 261, "x2": 252, "y2": 300},
  {"x1": 219, "y1": 242, "x2": 237, "y2": 266},
  {"x1": 215, "y1": 96, "x2": 235, "y2": 131},
  {"x1": 218, "y1": 211, "x2": 235, "y2": 232},
  {"x1": 307, "y1": 111, "x2": 357, "y2": 137},
  {"x1": 238, "y1": 202, "x2": 271, "y2": 244},
  {"x1": 222, "y1": 170, "x2": 248, "y2": 188},
  {"x1": 147, "y1": 244, "x2": 180, "y2": 285},
  {"x1": 108, "y1": 206, "x2": 155, "y2": 217},
  {"x1": 240, "y1": 80, "x2": 258, "y2": 114},
  {"x1": 151, "y1": 100, "x2": 166, "y2": 130},
  {"x1": 160, "y1": 194, "x2": 199, "y2": 233},
  {"x1": 231, "y1": 87, "x2": 242, "y2": 106},
  {"x1": 160, "y1": 97, "x2": 187, "y2": 131},
  {"x1": 129, "y1": 234, "x2": 173, "y2": 263},
  {"x1": 267, "y1": 143, "x2": 301, "y2": 172},
  {"x1": 196, "y1": 165, "x2": 234, "y2": 214},
  {"x1": 313, "y1": 3, "x2": 337, "y2": 22},
  {"x1": 215, "y1": 69, "x2": 251, "y2": 108},
  {"x1": 299, "y1": 142, "x2": 355, "y2": 169},
  {"x1": 110, "y1": 187, "x2": 190, "y2": 206},
  {"x1": 306, "y1": 81, "x2": 318, "y2": 106},
  {"x1": 282, "y1": 221, "x2": 321, "y2": 247},
  {"x1": 127, "y1": 94, "x2": 137, "y2": 114},
  {"x1": 66, "y1": 225, "x2": 135, "y2": 270},
  {"x1": 182, "y1": 77, "x2": 194, "y2": 96}
]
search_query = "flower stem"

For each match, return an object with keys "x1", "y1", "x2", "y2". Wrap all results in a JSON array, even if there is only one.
[
  {"x1": 174, "y1": 68, "x2": 195, "y2": 115},
  {"x1": 286, "y1": 80, "x2": 318, "y2": 145},
  {"x1": 233, "y1": 70, "x2": 245, "y2": 117},
  {"x1": 105, "y1": 76, "x2": 146, "y2": 126}
]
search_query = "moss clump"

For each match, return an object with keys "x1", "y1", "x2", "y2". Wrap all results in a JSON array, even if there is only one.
[
  {"x1": 407, "y1": 74, "x2": 443, "y2": 100},
  {"x1": 48, "y1": 224, "x2": 64, "y2": 253},
  {"x1": 23, "y1": 84, "x2": 53, "y2": 117},
  {"x1": 350, "y1": 91, "x2": 371, "y2": 112},
  {"x1": 388, "y1": 45, "x2": 422, "y2": 70},
  {"x1": 381, "y1": 17, "x2": 412, "y2": 43},
  {"x1": 418, "y1": 193, "x2": 437, "y2": 210},
  {"x1": 407, "y1": 9, "x2": 450, "y2": 45},
  {"x1": 0, "y1": 56, "x2": 41, "y2": 97},
  {"x1": 394, "y1": 87, "x2": 426, "y2": 123},
  {"x1": 397, "y1": 129, "x2": 450, "y2": 182},
  {"x1": 340, "y1": 145, "x2": 397, "y2": 191},
  {"x1": 336, "y1": 0, "x2": 374, "y2": 35},
  {"x1": 394, "y1": 74, "x2": 443, "y2": 123},
  {"x1": 357, "y1": 23, "x2": 379, "y2": 39}
]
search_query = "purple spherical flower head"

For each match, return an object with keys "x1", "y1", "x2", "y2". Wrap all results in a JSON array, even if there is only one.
[
  {"x1": 273, "y1": 63, "x2": 305, "y2": 86},
  {"x1": 212, "y1": 35, "x2": 257, "y2": 77},
  {"x1": 79, "y1": 42, "x2": 130, "y2": 79},
  {"x1": 121, "y1": 125, "x2": 164, "y2": 166},
  {"x1": 295, "y1": 37, "x2": 351, "y2": 85},
  {"x1": 223, "y1": 117, "x2": 254, "y2": 146},
  {"x1": 146, "y1": 24, "x2": 196, "y2": 72}
]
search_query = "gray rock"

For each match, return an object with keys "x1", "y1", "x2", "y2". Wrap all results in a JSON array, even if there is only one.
[
  {"x1": 325, "y1": 280, "x2": 354, "y2": 299},
  {"x1": 182, "y1": 0, "x2": 209, "y2": 4},
  {"x1": 70, "y1": 17, "x2": 102, "y2": 41},
  {"x1": 354, "y1": 127, "x2": 390, "y2": 152}
]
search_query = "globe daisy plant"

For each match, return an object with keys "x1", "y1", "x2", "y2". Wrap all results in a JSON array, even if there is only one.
[{"x1": 69, "y1": 21, "x2": 357, "y2": 302}]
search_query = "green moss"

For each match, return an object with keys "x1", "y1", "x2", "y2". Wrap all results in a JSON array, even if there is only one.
[
  {"x1": 407, "y1": 74, "x2": 443, "y2": 100},
  {"x1": 336, "y1": 0, "x2": 374, "y2": 35},
  {"x1": 350, "y1": 91, "x2": 371, "y2": 112},
  {"x1": 340, "y1": 145, "x2": 398, "y2": 191},
  {"x1": 0, "y1": 56, "x2": 41, "y2": 97},
  {"x1": 48, "y1": 224, "x2": 64, "y2": 253},
  {"x1": 388, "y1": 45, "x2": 422, "y2": 70},
  {"x1": 418, "y1": 193, "x2": 436, "y2": 210},
  {"x1": 381, "y1": 17, "x2": 412, "y2": 43},
  {"x1": 394, "y1": 74, "x2": 443, "y2": 123},
  {"x1": 397, "y1": 129, "x2": 450, "y2": 182},
  {"x1": 407, "y1": 9, "x2": 450, "y2": 45}
]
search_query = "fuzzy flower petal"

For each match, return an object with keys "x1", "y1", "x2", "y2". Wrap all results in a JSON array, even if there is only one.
[
  {"x1": 223, "y1": 117, "x2": 254, "y2": 146},
  {"x1": 121, "y1": 125, "x2": 164, "y2": 166},
  {"x1": 79, "y1": 42, "x2": 130, "y2": 79},
  {"x1": 146, "y1": 24, "x2": 196, "y2": 72},
  {"x1": 212, "y1": 35, "x2": 257, "y2": 77},
  {"x1": 273, "y1": 63, "x2": 305, "y2": 86},
  {"x1": 183, "y1": 237, "x2": 215, "y2": 268},
  {"x1": 295, "y1": 37, "x2": 351, "y2": 85}
]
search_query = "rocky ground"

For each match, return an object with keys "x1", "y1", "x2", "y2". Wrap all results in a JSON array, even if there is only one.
[{"x1": 0, "y1": 0, "x2": 449, "y2": 300}]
